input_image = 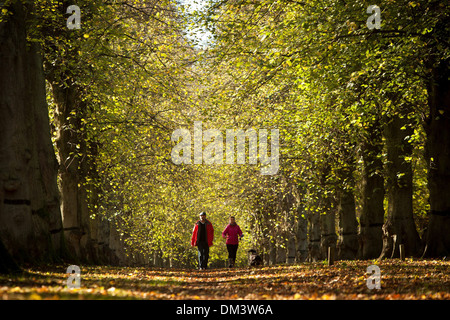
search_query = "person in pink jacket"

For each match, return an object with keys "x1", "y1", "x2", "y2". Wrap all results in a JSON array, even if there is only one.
[{"x1": 222, "y1": 216, "x2": 243, "y2": 268}]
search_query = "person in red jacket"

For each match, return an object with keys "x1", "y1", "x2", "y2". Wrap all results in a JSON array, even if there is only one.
[
  {"x1": 222, "y1": 216, "x2": 243, "y2": 268},
  {"x1": 191, "y1": 211, "x2": 214, "y2": 270}
]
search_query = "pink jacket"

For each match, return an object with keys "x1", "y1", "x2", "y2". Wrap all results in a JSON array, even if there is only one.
[{"x1": 222, "y1": 223, "x2": 243, "y2": 245}]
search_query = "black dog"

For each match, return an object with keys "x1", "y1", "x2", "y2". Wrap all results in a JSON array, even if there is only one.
[{"x1": 248, "y1": 249, "x2": 263, "y2": 267}]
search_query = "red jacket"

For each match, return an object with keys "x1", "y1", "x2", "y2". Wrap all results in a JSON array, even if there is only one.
[
  {"x1": 222, "y1": 223, "x2": 243, "y2": 245},
  {"x1": 191, "y1": 219, "x2": 214, "y2": 247}
]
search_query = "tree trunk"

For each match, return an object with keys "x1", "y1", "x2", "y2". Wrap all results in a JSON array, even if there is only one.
[
  {"x1": 359, "y1": 120, "x2": 385, "y2": 259},
  {"x1": 287, "y1": 235, "x2": 296, "y2": 264},
  {"x1": 279, "y1": 183, "x2": 297, "y2": 264},
  {"x1": 153, "y1": 249, "x2": 164, "y2": 267},
  {"x1": 286, "y1": 207, "x2": 296, "y2": 264},
  {"x1": 320, "y1": 200, "x2": 337, "y2": 260},
  {"x1": 336, "y1": 159, "x2": 359, "y2": 260},
  {"x1": 50, "y1": 84, "x2": 85, "y2": 261},
  {"x1": 0, "y1": 237, "x2": 20, "y2": 274},
  {"x1": 276, "y1": 241, "x2": 287, "y2": 264},
  {"x1": 49, "y1": 83, "x2": 106, "y2": 264},
  {"x1": 84, "y1": 141, "x2": 102, "y2": 264},
  {"x1": 0, "y1": 1, "x2": 64, "y2": 264},
  {"x1": 269, "y1": 235, "x2": 277, "y2": 265},
  {"x1": 380, "y1": 112, "x2": 422, "y2": 259},
  {"x1": 295, "y1": 207, "x2": 308, "y2": 262},
  {"x1": 423, "y1": 56, "x2": 450, "y2": 258},
  {"x1": 307, "y1": 207, "x2": 321, "y2": 262}
]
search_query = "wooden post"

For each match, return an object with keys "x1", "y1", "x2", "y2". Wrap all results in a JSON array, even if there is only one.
[
  {"x1": 328, "y1": 246, "x2": 335, "y2": 266},
  {"x1": 399, "y1": 244, "x2": 405, "y2": 261}
]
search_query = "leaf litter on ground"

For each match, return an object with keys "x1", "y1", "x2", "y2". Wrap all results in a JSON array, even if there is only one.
[{"x1": 0, "y1": 259, "x2": 448, "y2": 300}]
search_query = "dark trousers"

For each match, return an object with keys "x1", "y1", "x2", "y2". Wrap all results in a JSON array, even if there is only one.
[
  {"x1": 226, "y1": 244, "x2": 239, "y2": 260},
  {"x1": 197, "y1": 242, "x2": 209, "y2": 269}
]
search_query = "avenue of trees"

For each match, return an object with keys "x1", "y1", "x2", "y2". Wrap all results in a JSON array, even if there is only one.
[{"x1": 0, "y1": 0, "x2": 449, "y2": 271}]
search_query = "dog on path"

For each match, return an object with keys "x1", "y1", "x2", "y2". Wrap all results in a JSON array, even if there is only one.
[{"x1": 248, "y1": 249, "x2": 263, "y2": 267}]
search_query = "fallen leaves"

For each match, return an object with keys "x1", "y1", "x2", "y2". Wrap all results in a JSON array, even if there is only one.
[{"x1": 0, "y1": 259, "x2": 448, "y2": 300}]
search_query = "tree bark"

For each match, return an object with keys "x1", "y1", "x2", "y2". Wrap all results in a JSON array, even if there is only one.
[
  {"x1": 0, "y1": 1, "x2": 64, "y2": 264},
  {"x1": 307, "y1": 205, "x2": 321, "y2": 262},
  {"x1": 268, "y1": 235, "x2": 277, "y2": 265},
  {"x1": 279, "y1": 182, "x2": 298, "y2": 264},
  {"x1": 50, "y1": 83, "x2": 92, "y2": 262},
  {"x1": 0, "y1": 237, "x2": 20, "y2": 274},
  {"x1": 380, "y1": 112, "x2": 422, "y2": 259},
  {"x1": 359, "y1": 120, "x2": 385, "y2": 259},
  {"x1": 295, "y1": 205, "x2": 308, "y2": 262},
  {"x1": 320, "y1": 199, "x2": 337, "y2": 260},
  {"x1": 423, "y1": 56, "x2": 450, "y2": 258},
  {"x1": 276, "y1": 241, "x2": 287, "y2": 264},
  {"x1": 336, "y1": 159, "x2": 359, "y2": 260}
]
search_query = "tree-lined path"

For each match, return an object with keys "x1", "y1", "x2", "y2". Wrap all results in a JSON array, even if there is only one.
[{"x1": 1, "y1": 0, "x2": 449, "y2": 302}]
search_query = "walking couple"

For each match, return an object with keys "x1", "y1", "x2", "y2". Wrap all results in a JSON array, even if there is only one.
[{"x1": 191, "y1": 212, "x2": 243, "y2": 270}]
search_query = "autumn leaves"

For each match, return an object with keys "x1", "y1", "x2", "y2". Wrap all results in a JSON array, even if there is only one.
[{"x1": 1, "y1": 259, "x2": 448, "y2": 299}]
